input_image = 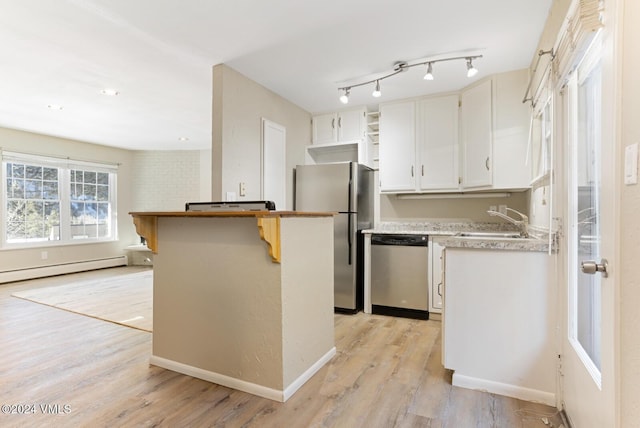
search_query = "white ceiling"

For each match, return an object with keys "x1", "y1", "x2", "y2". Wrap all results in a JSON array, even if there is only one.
[{"x1": 0, "y1": 0, "x2": 552, "y2": 151}]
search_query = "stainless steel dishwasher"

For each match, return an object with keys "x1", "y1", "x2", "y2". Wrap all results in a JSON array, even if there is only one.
[{"x1": 370, "y1": 234, "x2": 429, "y2": 320}]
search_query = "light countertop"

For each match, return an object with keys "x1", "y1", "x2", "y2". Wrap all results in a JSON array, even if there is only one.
[{"x1": 363, "y1": 221, "x2": 554, "y2": 253}]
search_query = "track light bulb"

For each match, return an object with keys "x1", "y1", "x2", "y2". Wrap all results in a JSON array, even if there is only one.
[
  {"x1": 466, "y1": 58, "x2": 478, "y2": 77},
  {"x1": 423, "y1": 63, "x2": 434, "y2": 80},
  {"x1": 372, "y1": 80, "x2": 381, "y2": 98},
  {"x1": 339, "y1": 88, "x2": 350, "y2": 104}
]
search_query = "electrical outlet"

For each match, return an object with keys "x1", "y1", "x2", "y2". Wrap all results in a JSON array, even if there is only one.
[
  {"x1": 499, "y1": 204, "x2": 507, "y2": 214},
  {"x1": 239, "y1": 182, "x2": 246, "y2": 197},
  {"x1": 489, "y1": 205, "x2": 497, "y2": 212}
]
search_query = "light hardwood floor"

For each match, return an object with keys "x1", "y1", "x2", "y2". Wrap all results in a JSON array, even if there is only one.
[{"x1": 0, "y1": 267, "x2": 563, "y2": 428}]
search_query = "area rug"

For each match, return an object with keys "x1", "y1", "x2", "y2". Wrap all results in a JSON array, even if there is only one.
[{"x1": 11, "y1": 269, "x2": 153, "y2": 332}]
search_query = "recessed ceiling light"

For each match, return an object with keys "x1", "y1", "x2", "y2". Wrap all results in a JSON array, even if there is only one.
[
  {"x1": 101, "y1": 88, "x2": 119, "y2": 96},
  {"x1": 178, "y1": 137, "x2": 189, "y2": 142},
  {"x1": 47, "y1": 104, "x2": 63, "y2": 110}
]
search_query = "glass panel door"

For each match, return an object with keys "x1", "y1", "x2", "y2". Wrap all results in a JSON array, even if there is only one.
[{"x1": 573, "y1": 59, "x2": 602, "y2": 371}]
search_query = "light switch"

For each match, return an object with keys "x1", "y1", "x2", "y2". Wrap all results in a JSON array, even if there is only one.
[{"x1": 625, "y1": 143, "x2": 638, "y2": 185}]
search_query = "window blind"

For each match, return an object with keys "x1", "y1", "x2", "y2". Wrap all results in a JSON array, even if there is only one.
[{"x1": 553, "y1": 0, "x2": 604, "y2": 87}]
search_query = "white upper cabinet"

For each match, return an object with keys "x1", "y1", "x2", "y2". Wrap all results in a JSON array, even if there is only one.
[
  {"x1": 417, "y1": 95, "x2": 459, "y2": 191},
  {"x1": 460, "y1": 79, "x2": 493, "y2": 188},
  {"x1": 311, "y1": 113, "x2": 338, "y2": 145},
  {"x1": 308, "y1": 108, "x2": 376, "y2": 167},
  {"x1": 378, "y1": 101, "x2": 416, "y2": 192},
  {"x1": 460, "y1": 70, "x2": 531, "y2": 190},
  {"x1": 312, "y1": 108, "x2": 365, "y2": 145},
  {"x1": 337, "y1": 109, "x2": 365, "y2": 142},
  {"x1": 492, "y1": 69, "x2": 531, "y2": 190},
  {"x1": 379, "y1": 95, "x2": 459, "y2": 193}
]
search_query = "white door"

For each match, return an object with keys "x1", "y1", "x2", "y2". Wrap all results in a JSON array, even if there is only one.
[
  {"x1": 261, "y1": 119, "x2": 286, "y2": 210},
  {"x1": 417, "y1": 95, "x2": 459, "y2": 191},
  {"x1": 378, "y1": 101, "x2": 416, "y2": 192},
  {"x1": 337, "y1": 109, "x2": 364, "y2": 142},
  {"x1": 312, "y1": 113, "x2": 337, "y2": 145},
  {"x1": 562, "y1": 32, "x2": 615, "y2": 427},
  {"x1": 460, "y1": 79, "x2": 492, "y2": 188}
]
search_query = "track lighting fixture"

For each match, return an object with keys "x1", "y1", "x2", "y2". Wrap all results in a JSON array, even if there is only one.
[
  {"x1": 339, "y1": 88, "x2": 350, "y2": 104},
  {"x1": 466, "y1": 57, "x2": 478, "y2": 77},
  {"x1": 372, "y1": 80, "x2": 381, "y2": 98},
  {"x1": 423, "y1": 62, "x2": 434, "y2": 80},
  {"x1": 337, "y1": 54, "x2": 482, "y2": 102}
]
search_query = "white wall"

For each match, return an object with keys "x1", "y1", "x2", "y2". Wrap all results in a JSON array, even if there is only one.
[
  {"x1": 130, "y1": 150, "x2": 210, "y2": 211},
  {"x1": 212, "y1": 64, "x2": 310, "y2": 210},
  {"x1": 0, "y1": 127, "x2": 137, "y2": 272},
  {"x1": 619, "y1": 0, "x2": 640, "y2": 424}
]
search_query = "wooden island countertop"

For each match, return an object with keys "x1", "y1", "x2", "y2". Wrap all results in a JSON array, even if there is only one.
[{"x1": 129, "y1": 211, "x2": 334, "y2": 263}]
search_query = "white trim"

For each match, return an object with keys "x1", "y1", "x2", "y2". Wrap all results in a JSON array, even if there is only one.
[
  {"x1": 150, "y1": 347, "x2": 336, "y2": 403},
  {"x1": 0, "y1": 256, "x2": 127, "y2": 283},
  {"x1": 1, "y1": 150, "x2": 119, "y2": 171},
  {"x1": 282, "y1": 347, "x2": 336, "y2": 401},
  {"x1": 452, "y1": 373, "x2": 556, "y2": 406}
]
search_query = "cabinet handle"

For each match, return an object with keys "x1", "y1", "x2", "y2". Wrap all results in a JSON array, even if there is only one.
[
  {"x1": 437, "y1": 282, "x2": 443, "y2": 297},
  {"x1": 411, "y1": 166, "x2": 414, "y2": 177},
  {"x1": 485, "y1": 157, "x2": 490, "y2": 171},
  {"x1": 421, "y1": 165, "x2": 424, "y2": 176},
  {"x1": 331, "y1": 118, "x2": 335, "y2": 129},
  {"x1": 338, "y1": 117, "x2": 342, "y2": 128}
]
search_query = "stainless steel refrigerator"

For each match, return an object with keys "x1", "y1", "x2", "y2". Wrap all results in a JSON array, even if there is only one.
[{"x1": 294, "y1": 161, "x2": 374, "y2": 312}]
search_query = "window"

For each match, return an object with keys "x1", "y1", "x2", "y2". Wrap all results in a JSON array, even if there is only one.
[{"x1": 2, "y1": 152, "x2": 117, "y2": 247}]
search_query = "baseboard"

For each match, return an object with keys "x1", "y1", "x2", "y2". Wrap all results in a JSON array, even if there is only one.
[
  {"x1": 150, "y1": 347, "x2": 336, "y2": 403},
  {"x1": 452, "y1": 372, "x2": 556, "y2": 406},
  {"x1": 0, "y1": 256, "x2": 128, "y2": 284},
  {"x1": 282, "y1": 347, "x2": 336, "y2": 401}
]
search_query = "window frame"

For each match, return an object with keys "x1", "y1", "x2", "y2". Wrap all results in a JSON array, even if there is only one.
[{"x1": 1, "y1": 151, "x2": 118, "y2": 249}]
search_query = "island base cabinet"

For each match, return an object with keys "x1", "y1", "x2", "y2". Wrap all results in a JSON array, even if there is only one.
[
  {"x1": 149, "y1": 215, "x2": 336, "y2": 402},
  {"x1": 443, "y1": 248, "x2": 555, "y2": 405}
]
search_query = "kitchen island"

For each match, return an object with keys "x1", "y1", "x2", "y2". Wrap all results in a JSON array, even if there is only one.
[{"x1": 129, "y1": 211, "x2": 335, "y2": 402}]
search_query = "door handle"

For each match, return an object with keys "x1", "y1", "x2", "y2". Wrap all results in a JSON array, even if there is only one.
[{"x1": 581, "y1": 259, "x2": 609, "y2": 278}]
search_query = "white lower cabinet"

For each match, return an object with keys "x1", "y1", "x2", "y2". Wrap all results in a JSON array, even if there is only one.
[{"x1": 442, "y1": 247, "x2": 556, "y2": 405}]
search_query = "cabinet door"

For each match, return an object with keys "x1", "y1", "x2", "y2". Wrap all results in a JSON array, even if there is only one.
[
  {"x1": 312, "y1": 113, "x2": 338, "y2": 144},
  {"x1": 417, "y1": 96, "x2": 459, "y2": 191},
  {"x1": 460, "y1": 79, "x2": 492, "y2": 188},
  {"x1": 337, "y1": 109, "x2": 365, "y2": 142},
  {"x1": 379, "y1": 102, "x2": 416, "y2": 192}
]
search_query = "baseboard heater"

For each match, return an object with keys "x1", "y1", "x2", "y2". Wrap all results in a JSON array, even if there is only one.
[{"x1": 0, "y1": 256, "x2": 128, "y2": 284}]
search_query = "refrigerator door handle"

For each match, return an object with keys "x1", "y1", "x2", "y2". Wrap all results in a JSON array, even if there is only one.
[{"x1": 347, "y1": 214, "x2": 353, "y2": 265}]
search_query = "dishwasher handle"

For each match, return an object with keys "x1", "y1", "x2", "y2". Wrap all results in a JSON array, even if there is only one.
[{"x1": 371, "y1": 234, "x2": 428, "y2": 246}]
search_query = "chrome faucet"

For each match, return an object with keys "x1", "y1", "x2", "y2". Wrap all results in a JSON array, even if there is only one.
[{"x1": 487, "y1": 207, "x2": 529, "y2": 238}]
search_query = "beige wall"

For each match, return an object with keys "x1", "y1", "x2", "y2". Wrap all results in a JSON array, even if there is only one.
[
  {"x1": 212, "y1": 64, "x2": 311, "y2": 210},
  {"x1": 619, "y1": 0, "x2": 640, "y2": 425},
  {"x1": 0, "y1": 127, "x2": 137, "y2": 271},
  {"x1": 380, "y1": 192, "x2": 529, "y2": 222}
]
